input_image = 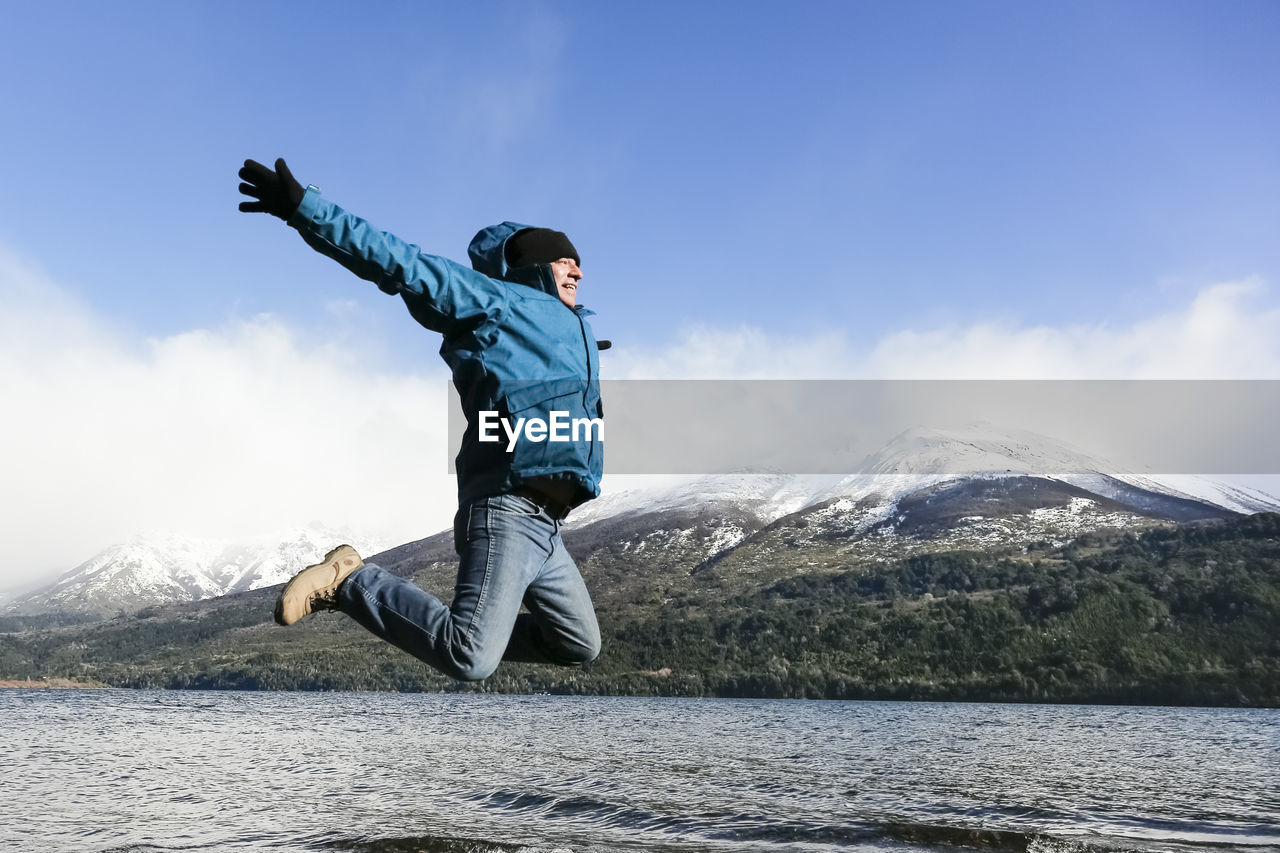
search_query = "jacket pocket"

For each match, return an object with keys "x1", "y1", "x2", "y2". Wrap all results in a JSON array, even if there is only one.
[
  {"x1": 498, "y1": 381, "x2": 592, "y2": 473},
  {"x1": 502, "y1": 378, "x2": 586, "y2": 414}
]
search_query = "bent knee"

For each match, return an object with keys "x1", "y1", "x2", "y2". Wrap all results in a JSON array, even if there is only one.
[
  {"x1": 444, "y1": 644, "x2": 501, "y2": 682},
  {"x1": 449, "y1": 663, "x2": 497, "y2": 682},
  {"x1": 446, "y1": 657, "x2": 499, "y2": 682},
  {"x1": 552, "y1": 634, "x2": 601, "y2": 668}
]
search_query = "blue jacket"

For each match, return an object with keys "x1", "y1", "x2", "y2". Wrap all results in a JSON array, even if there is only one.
[{"x1": 288, "y1": 188, "x2": 604, "y2": 507}]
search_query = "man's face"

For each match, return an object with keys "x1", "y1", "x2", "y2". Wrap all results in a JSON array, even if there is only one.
[{"x1": 550, "y1": 257, "x2": 583, "y2": 308}]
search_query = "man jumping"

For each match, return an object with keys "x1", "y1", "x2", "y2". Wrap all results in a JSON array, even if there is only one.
[{"x1": 238, "y1": 158, "x2": 604, "y2": 681}]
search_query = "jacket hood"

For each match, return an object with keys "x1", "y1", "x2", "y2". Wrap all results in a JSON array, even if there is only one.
[{"x1": 468, "y1": 221, "x2": 559, "y2": 298}]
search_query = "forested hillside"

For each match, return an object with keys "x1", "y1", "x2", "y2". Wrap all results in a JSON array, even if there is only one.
[{"x1": 2, "y1": 514, "x2": 1276, "y2": 706}]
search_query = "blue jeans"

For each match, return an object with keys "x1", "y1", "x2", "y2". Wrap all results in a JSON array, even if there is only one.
[{"x1": 337, "y1": 493, "x2": 601, "y2": 681}]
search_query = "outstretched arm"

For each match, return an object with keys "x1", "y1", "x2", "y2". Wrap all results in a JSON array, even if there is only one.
[{"x1": 238, "y1": 158, "x2": 506, "y2": 334}]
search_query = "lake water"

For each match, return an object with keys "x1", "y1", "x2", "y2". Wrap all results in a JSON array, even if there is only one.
[{"x1": 1, "y1": 690, "x2": 1276, "y2": 853}]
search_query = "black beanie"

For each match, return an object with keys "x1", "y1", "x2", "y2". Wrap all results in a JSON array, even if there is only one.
[{"x1": 505, "y1": 227, "x2": 579, "y2": 269}]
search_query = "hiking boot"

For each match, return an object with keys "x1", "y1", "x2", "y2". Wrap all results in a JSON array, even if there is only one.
[{"x1": 274, "y1": 545, "x2": 364, "y2": 626}]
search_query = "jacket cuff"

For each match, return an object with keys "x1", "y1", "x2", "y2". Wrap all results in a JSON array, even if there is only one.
[{"x1": 287, "y1": 185, "x2": 325, "y2": 230}]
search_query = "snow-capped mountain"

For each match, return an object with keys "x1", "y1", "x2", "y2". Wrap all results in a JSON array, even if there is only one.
[
  {"x1": 557, "y1": 425, "x2": 1280, "y2": 584},
  {"x1": 584, "y1": 425, "x2": 1280, "y2": 529},
  {"x1": 7, "y1": 526, "x2": 388, "y2": 616},
  {"x1": 351, "y1": 426, "x2": 1280, "y2": 619},
  {"x1": 16, "y1": 425, "x2": 1279, "y2": 618},
  {"x1": 849, "y1": 425, "x2": 1280, "y2": 513}
]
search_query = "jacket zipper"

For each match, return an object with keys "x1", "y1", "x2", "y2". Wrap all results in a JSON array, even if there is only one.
[{"x1": 574, "y1": 307, "x2": 596, "y2": 477}]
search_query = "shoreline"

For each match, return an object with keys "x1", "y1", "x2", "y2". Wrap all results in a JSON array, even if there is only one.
[{"x1": 0, "y1": 678, "x2": 104, "y2": 689}]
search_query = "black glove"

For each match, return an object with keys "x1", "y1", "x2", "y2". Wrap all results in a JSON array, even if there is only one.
[{"x1": 238, "y1": 158, "x2": 305, "y2": 220}]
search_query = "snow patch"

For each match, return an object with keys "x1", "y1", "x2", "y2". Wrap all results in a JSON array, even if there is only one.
[{"x1": 7, "y1": 526, "x2": 389, "y2": 614}]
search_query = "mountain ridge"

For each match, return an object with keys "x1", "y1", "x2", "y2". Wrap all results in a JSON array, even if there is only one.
[
  {"x1": 6, "y1": 526, "x2": 388, "y2": 616},
  {"x1": 13, "y1": 424, "x2": 1280, "y2": 616}
]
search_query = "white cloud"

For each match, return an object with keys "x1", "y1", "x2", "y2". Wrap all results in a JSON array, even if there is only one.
[
  {"x1": 6, "y1": 245, "x2": 1279, "y2": 594},
  {"x1": 608, "y1": 277, "x2": 1280, "y2": 379},
  {"x1": 1, "y1": 247, "x2": 456, "y2": 591},
  {"x1": 598, "y1": 277, "x2": 1280, "y2": 515}
]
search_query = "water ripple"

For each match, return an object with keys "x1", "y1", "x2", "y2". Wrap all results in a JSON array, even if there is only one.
[{"x1": 1, "y1": 691, "x2": 1277, "y2": 853}]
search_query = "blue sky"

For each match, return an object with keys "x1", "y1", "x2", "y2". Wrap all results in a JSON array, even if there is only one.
[
  {"x1": 4, "y1": 1, "x2": 1277, "y2": 348},
  {"x1": 3, "y1": 1, "x2": 1279, "y2": 586}
]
